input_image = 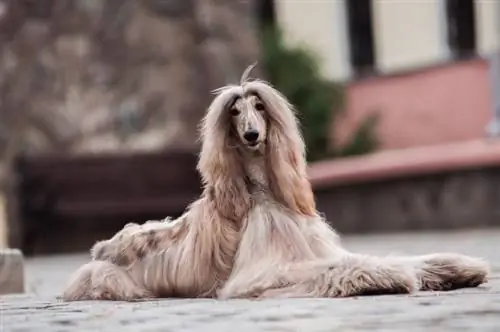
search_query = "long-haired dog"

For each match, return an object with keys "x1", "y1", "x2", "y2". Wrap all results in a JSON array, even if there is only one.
[{"x1": 62, "y1": 64, "x2": 489, "y2": 301}]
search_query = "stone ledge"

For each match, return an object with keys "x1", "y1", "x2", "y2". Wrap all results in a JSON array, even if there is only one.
[
  {"x1": 0, "y1": 248, "x2": 24, "y2": 295},
  {"x1": 308, "y1": 140, "x2": 500, "y2": 233},
  {"x1": 308, "y1": 139, "x2": 500, "y2": 189}
]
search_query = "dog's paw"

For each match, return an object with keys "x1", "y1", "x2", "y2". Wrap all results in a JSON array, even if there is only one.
[
  {"x1": 418, "y1": 253, "x2": 490, "y2": 291},
  {"x1": 89, "y1": 287, "x2": 154, "y2": 301}
]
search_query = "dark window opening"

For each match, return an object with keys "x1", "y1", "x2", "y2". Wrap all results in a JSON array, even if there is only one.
[
  {"x1": 19, "y1": 0, "x2": 55, "y2": 19},
  {"x1": 445, "y1": 0, "x2": 476, "y2": 59},
  {"x1": 256, "y1": 0, "x2": 276, "y2": 30},
  {"x1": 346, "y1": 0, "x2": 376, "y2": 77}
]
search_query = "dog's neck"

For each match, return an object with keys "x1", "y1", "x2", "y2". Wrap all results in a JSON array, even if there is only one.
[{"x1": 240, "y1": 145, "x2": 269, "y2": 193}]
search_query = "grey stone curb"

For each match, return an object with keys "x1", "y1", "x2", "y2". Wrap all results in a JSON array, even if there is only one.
[{"x1": 0, "y1": 248, "x2": 24, "y2": 295}]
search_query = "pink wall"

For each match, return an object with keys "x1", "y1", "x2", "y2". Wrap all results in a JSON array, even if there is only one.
[{"x1": 332, "y1": 59, "x2": 494, "y2": 151}]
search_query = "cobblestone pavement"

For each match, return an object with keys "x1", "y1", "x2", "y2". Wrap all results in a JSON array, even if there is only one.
[{"x1": 1, "y1": 229, "x2": 500, "y2": 332}]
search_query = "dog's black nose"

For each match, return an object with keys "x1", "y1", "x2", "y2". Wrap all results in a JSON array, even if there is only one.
[{"x1": 243, "y1": 129, "x2": 259, "y2": 143}]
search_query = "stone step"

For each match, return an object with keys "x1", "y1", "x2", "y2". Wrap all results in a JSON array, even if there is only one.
[{"x1": 0, "y1": 248, "x2": 24, "y2": 295}]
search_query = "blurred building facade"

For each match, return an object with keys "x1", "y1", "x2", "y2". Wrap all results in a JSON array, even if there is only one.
[
  {"x1": 0, "y1": 0, "x2": 262, "y2": 159},
  {"x1": 276, "y1": 0, "x2": 499, "y2": 80},
  {"x1": 0, "y1": 1, "x2": 264, "y2": 248},
  {"x1": 276, "y1": 0, "x2": 500, "y2": 150}
]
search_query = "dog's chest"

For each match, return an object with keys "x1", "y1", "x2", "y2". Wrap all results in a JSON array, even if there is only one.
[{"x1": 244, "y1": 156, "x2": 269, "y2": 196}]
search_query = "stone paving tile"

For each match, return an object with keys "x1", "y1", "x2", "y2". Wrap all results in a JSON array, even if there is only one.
[
  {"x1": 2, "y1": 284, "x2": 500, "y2": 332},
  {"x1": 1, "y1": 229, "x2": 499, "y2": 332}
]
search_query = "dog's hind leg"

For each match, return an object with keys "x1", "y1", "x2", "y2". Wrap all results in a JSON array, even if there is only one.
[
  {"x1": 62, "y1": 260, "x2": 152, "y2": 301},
  {"x1": 91, "y1": 216, "x2": 182, "y2": 267},
  {"x1": 388, "y1": 253, "x2": 490, "y2": 291}
]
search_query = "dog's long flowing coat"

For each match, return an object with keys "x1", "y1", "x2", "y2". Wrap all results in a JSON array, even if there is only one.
[{"x1": 62, "y1": 67, "x2": 489, "y2": 301}]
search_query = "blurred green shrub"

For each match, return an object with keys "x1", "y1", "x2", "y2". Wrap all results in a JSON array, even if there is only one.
[{"x1": 259, "y1": 26, "x2": 379, "y2": 162}]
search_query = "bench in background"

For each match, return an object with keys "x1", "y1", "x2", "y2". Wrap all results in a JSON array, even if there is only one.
[{"x1": 9, "y1": 150, "x2": 202, "y2": 255}]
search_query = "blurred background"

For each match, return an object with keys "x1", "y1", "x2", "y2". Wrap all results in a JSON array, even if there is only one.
[{"x1": 0, "y1": 0, "x2": 499, "y2": 263}]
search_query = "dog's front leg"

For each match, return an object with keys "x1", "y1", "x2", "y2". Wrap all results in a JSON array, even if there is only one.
[{"x1": 219, "y1": 255, "x2": 419, "y2": 299}]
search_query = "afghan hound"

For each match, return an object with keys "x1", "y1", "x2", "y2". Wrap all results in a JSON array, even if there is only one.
[{"x1": 62, "y1": 64, "x2": 490, "y2": 301}]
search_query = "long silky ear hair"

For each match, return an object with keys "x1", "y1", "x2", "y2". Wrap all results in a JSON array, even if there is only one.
[
  {"x1": 244, "y1": 80, "x2": 317, "y2": 216},
  {"x1": 197, "y1": 85, "x2": 252, "y2": 221}
]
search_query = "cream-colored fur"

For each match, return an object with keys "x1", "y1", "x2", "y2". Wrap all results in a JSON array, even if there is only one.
[{"x1": 62, "y1": 65, "x2": 490, "y2": 301}]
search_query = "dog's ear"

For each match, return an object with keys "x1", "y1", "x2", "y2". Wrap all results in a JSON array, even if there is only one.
[
  {"x1": 266, "y1": 124, "x2": 316, "y2": 217},
  {"x1": 248, "y1": 81, "x2": 316, "y2": 217},
  {"x1": 203, "y1": 146, "x2": 251, "y2": 221},
  {"x1": 197, "y1": 94, "x2": 252, "y2": 221}
]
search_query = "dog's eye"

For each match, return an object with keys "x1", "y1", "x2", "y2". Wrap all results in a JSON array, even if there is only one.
[
  {"x1": 229, "y1": 107, "x2": 240, "y2": 116},
  {"x1": 255, "y1": 102, "x2": 265, "y2": 111}
]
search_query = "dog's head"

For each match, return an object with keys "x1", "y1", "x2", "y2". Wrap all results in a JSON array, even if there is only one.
[
  {"x1": 227, "y1": 91, "x2": 268, "y2": 152},
  {"x1": 207, "y1": 62, "x2": 269, "y2": 153},
  {"x1": 200, "y1": 62, "x2": 300, "y2": 154},
  {"x1": 197, "y1": 63, "x2": 317, "y2": 217}
]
